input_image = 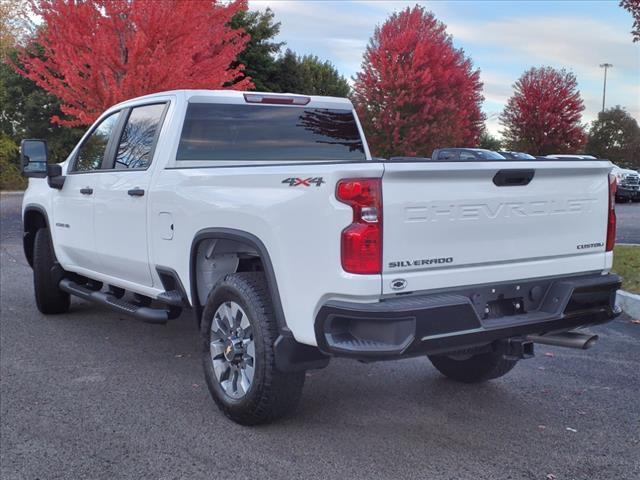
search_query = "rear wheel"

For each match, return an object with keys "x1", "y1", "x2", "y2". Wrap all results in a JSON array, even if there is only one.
[
  {"x1": 201, "y1": 272, "x2": 305, "y2": 425},
  {"x1": 428, "y1": 349, "x2": 518, "y2": 383},
  {"x1": 33, "y1": 228, "x2": 70, "y2": 314}
]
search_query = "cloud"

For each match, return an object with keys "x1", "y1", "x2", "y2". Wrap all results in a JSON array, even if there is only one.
[
  {"x1": 448, "y1": 14, "x2": 639, "y2": 128},
  {"x1": 485, "y1": 116, "x2": 502, "y2": 138},
  {"x1": 451, "y1": 16, "x2": 638, "y2": 75},
  {"x1": 480, "y1": 71, "x2": 516, "y2": 105},
  {"x1": 249, "y1": 0, "x2": 460, "y2": 77},
  {"x1": 248, "y1": 1, "x2": 639, "y2": 134}
]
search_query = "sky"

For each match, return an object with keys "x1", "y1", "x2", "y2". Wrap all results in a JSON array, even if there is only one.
[{"x1": 249, "y1": 0, "x2": 640, "y2": 138}]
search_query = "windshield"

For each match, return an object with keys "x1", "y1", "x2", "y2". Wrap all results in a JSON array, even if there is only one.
[
  {"x1": 473, "y1": 149, "x2": 505, "y2": 160},
  {"x1": 509, "y1": 152, "x2": 536, "y2": 160}
]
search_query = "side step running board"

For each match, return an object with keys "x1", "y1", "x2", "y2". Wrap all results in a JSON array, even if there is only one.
[
  {"x1": 59, "y1": 278, "x2": 179, "y2": 324},
  {"x1": 156, "y1": 290, "x2": 185, "y2": 307}
]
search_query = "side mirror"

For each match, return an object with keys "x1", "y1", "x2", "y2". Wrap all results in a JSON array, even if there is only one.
[
  {"x1": 20, "y1": 139, "x2": 48, "y2": 177},
  {"x1": 19, "y1": 139, "x2": 65, "y2": 189},
  {"x1": 47, "y1": 164, "x2": 65, "y2": 189}
]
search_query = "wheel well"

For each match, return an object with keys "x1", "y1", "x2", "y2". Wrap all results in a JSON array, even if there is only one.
[
  {"x1": 23, "y1": 208, "x2": 48, "y2": 267},
  {"x1": 190, "y1": 230, "x2": 287, "y2": 332},
  {"x1": 193, "y1": 238, "x2": 264, "y2": 311}
]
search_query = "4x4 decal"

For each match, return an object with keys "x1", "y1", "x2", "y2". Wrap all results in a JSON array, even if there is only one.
[{"x1": 281, "y1": 177, "x2": 325, "y2": 187}]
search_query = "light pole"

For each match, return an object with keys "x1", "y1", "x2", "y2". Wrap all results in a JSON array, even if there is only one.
[{"x1": 599, "y1": 63, "x2": 613, "y2": 113}]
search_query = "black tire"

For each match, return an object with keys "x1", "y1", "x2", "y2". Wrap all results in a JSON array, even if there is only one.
[
  {"x1": 201, "y1": 272, "x2": 305, "y2": 425},
  {"x1": 33, "y1": 228, "x2": 70, "y2": 314},
  {"x1": 428, "y1": 349, "x2": 518, "y2": 383}
]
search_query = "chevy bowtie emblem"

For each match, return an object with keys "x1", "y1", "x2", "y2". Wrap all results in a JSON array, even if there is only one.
[{"x1": 391, "y1": 279, "x2": 407, "y2": 290}]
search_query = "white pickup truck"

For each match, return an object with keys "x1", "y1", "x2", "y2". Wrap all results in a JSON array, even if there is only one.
[{"x1": 20, "y1": 90, "x2": 621, "y2": 425}]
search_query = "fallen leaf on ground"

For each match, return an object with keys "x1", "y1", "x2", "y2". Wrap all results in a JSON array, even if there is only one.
[
  {"x1": 631, "y1": 319, "x2": 640, "y2": 325},
  {"x1": 546, "y1": 474, "x2": 556, "y2": 480},
  {"x1": 544, "y1": 352, "x2": 555, "y2": 357},
  {"x1": 566, "y1": 427, "x2": 578, "y2": 433},
  {"x1": 537, "y1": 425, "x2": 546, "y2": 430}
]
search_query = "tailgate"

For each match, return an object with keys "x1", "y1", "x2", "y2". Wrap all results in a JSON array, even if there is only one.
[{"x1": 381, "y1": 161, "x2": 612, "y2": 295}]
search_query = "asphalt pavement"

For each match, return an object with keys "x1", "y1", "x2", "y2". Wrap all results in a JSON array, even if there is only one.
[
  {"x1": 616, "y1": 202, "x2": 640, "y2": 244},
  {"x1": 1, "y1": 192, "x2": 639, "y2": 480}
]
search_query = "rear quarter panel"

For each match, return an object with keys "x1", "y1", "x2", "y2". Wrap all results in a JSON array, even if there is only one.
[{"x1": 149, "y1": 163, "x2": 384, "y2": 345}]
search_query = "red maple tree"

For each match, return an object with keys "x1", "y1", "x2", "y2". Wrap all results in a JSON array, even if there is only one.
[
  {"x1": 620, "y1": 0, "x2": 640, "y2": 42},
  {"x1": 14, "y1": 0, "x2": 252, "y2": 126},
  {"x1": 351, "y1": 6, "x2": 484, "y2": 158},
  {"x1": 500, "y1": 67, "x2": 586, "y2": 155}
]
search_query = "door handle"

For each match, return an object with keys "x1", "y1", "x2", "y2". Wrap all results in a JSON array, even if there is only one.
[
  {"x1": 80, "y1": 187, "x2": 93, "y2": 195},
  {"x1": 127, "y1": 188, "x2": 145, "y2": 197}
]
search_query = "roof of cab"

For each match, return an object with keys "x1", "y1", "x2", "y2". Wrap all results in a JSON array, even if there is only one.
[{"x1": 111, "y1": 89, "x2": 354, "y2": 110}]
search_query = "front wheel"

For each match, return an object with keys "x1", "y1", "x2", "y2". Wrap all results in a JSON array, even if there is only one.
[
  {"x1": 201, "y1": 272, "x2": 305, "y2": 425},
  {"x1": 428, "y1": 349, "x2": 518, "y2": 383}
]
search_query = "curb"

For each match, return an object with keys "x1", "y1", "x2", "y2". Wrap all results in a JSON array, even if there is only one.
[
  {"x1": 0, "y1": 191, "x2": 25, "y2": 196},
  {"x1": 616, "y1": 290, "x2": 640, "y2": 319}
]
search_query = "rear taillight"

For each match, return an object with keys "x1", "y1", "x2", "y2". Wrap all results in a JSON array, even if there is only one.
[
  {"x1": 606, "y1": 173, "x2": 616, "y2": 252},
  {"x1": 336, "y1": 178, "x2": 382, "y2": 274}
]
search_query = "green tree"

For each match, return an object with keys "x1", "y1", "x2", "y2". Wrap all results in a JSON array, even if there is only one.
[
  {"x1": 0, "y1": 133, "x2": 26, "y2": 190},
  {"x1": 478, "y1": 131, "x2": 502, "y2": 151},
  {"x1": 269, "y1": 49, "x2": 350, "y2": 96},
  {"x1": 270, "y1": 49, "x2": 301, "y2": 93},
  {"x1": 586, "y1": 106, "x2": 640, "y2": 169},
  {"x1": 0, "y1": 51, "x2": 83, "y2": 163},
  {"x1": 297, "y1": 54, "x2": 350, "y2": 97},
  {"x1": 230, "y1": 8, "x2": 284, "y2": 92}
]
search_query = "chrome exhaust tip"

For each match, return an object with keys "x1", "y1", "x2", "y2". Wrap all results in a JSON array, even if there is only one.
[{"x1": 526, "y1": 331, "x2": 598, "y2": 350}]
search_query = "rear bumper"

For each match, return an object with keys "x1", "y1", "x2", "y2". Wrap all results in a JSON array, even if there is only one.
[{"x1": 314, "y1": 273, "x2": 621, "y2": 360}]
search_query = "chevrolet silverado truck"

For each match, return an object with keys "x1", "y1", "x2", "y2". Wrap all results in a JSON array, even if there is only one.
[{"x1": 20, "y1": 90, "x2": 621, "y2": 425}]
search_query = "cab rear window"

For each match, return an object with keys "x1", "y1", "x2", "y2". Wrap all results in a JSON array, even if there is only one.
[{"x1": 176, "y1": 103, "x2": 365, "y2": 162}]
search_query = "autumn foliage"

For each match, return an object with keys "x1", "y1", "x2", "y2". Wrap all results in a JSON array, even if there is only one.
[
  {"x1": 500, "y1": 67, "x2": 586, "y2": 155},
  {"x1": 352, "y1": 6, "x2": 484, "y2": 158},
  {"x1": 620, "y1": 0, "x2": 640, "y2": 42},
  {"x1": 14, "y1": 0, "x2": 252, "y2": 126}
]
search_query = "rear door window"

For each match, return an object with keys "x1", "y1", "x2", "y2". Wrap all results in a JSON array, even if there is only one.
[
  {"x1": 114, "y1": 103, "x2": 166, "y2": 170},
  {"x1": 176, "y1": 103, "x2": 365, "y2": 162}
]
